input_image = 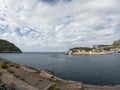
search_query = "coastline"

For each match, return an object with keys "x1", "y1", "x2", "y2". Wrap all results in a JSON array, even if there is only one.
[
  {"x1": 0, "y1": 58, "x2": 120, "y2": 90},
  {"x1": 65, "y1": 51, "x2": 113, "y2": 55}
]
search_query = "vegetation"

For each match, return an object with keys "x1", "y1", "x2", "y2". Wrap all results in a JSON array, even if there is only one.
[
  {"x1": 7, "y1": 69, "x2": 25, "y2": 81},
  {"x1": 70, "y1": 47, "x2": 92, "y2": 51},
  {"x1": 10, "y1": 64, "x2": 14, "y2": 67},
  {"x1": 0, "y1": 39, "x2": 22, "y2": 53},
  {"x1": 3, "y1": 61, "x2": 9, "y2": 64},
  {"x1": 48, "y1": 85, "x2": 62, "y2": 90},
  {"x1": 15, "y1": 64, "x2": 20, "y2": 68},
  {"x1": 102, "y1": 45, "x2": 115, "y2": 51},
  {"x1": 13, "y1": 74, "x2": 20, "y2": 78},
  {"x1": 39, "y1": 79, "x2": 43, "y2": 82},
  {"x1": 19, "y1": 77, "x2": 25, "y2": 81},
  {"x1": 70, "y1": 39, "x2": 120, "y2": 53},
  {"x1": 53, "y1": 86, "x2": 61, "y2": 90},
  {"x1": 7, "y1": 70, "x2": 15, "y2": 74},
  {"x1": 54, "y1": 79, "x2": 62, "y2": 84},
  {"x1": 1, "y1": 63, "x2": 9, "y2": 69},
  {"x1": 95, "y1": 45, "x2": 115, "y2": 51},
  {"x1": 112, "y1": 39, "x2": 120, "y2": 46}
]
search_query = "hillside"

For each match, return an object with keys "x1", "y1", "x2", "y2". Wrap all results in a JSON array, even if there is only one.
[
  {"x1": 0, "y1": 39, "x2": 22, "y2": 53},
  {"x1": 112, "y1": 39, "x2": 120, "y2": 47}
]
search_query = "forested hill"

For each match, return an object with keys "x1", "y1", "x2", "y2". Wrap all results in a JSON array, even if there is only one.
[{"x1": 0, "y1": 39, "x2": 22, "y2": 53}]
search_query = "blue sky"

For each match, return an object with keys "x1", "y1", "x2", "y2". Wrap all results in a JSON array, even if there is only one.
[{"x1": 0, "y1": 0, "x2": 120, "y2": 52}]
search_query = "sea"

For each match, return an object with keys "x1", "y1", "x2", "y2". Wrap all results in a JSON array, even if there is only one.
[{"x1": 0, "y1": 52, "x2": 120, "y2": 85}]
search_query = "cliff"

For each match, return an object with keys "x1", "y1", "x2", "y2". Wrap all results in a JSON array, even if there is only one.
[
  {"x1": 66, "y1": 39, "x2": 120, "y2": 55},
  {"x1": 0, "y1": 39, "x2": 22, "y2": 53}
]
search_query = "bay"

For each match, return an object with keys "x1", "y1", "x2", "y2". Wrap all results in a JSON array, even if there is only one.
[{"x1": 0, "y1": 52, "x2": 120, "y2": 85}]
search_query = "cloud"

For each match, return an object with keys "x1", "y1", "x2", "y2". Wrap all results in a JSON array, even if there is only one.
[{"x1": 0, "y1": 0, "x2": 120, "y2": 52}]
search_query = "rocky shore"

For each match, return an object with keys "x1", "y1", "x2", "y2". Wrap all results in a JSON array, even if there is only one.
[{"x1": 1, "y1": 58, "x2": 120, "y2": 90}]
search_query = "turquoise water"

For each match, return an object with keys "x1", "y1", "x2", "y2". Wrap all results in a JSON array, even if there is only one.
[{"x1": 0, "y1": 52, "x2": 120, "y2": 85}]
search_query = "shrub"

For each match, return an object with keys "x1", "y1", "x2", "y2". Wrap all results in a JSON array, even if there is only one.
[
  {"x1": 10, "y1": 64, "x2": 14, "y2": 67},
  {"x1": 7, "y1": 70, "x2": 15, "y2": 74},
  {"x1": 1, "y1": 63, "x2": 9, "y2": 69},
  {"x1": 48, "y1": 85, "x2": 61, "y2": 90},
  {"x1": 39, "y1": 79, "x2": 43, "y2": 82},
  {"x1": 13, "y1": 74, "x2": 20, "y2": 78},
  {"x1": 20, "y1": 77, "x2": 25, "y2": 81},
  {"x1": 15, "y1": 64, "x2": 20, "y2": 68},
  {"x1": 54, "y1": 86, "x2": 61, "y2": 90},
  {"x1": 3, "y1": 61, "x2": 9, "y2": 64}
]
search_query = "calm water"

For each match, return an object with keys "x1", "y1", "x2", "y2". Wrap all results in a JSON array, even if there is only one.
[{"x1": 0, "y1": 52, "x2": 120, "y2": 85}]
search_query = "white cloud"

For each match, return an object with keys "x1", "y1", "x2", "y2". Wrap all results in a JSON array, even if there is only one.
[{"x1": 0, "y1": 0, "x2": 120, "y2": 52}]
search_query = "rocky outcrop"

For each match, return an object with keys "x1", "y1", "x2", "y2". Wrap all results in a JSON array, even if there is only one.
[{"x1": 0, "y1": 39, "x2": 22, "y2": 53}]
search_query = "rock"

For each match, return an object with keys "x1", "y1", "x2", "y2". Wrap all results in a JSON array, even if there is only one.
[{"x1": 0, "y1": 80, "x2": 15, "y2": 90}]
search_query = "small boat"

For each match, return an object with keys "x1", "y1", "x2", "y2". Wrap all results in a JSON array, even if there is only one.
[
  {"x1": 118, "y1": 51, "x2": 120, "y2": 53},
  {"x1": 51, "y1": 54, "x2": 59, "y2": 57}
]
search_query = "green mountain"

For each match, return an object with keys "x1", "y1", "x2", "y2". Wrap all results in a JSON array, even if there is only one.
[{"x1": 0, "y1": 39, "x2": 22, "y2": 53}]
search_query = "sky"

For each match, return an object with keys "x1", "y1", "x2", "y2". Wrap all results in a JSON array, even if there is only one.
[{"x1": 0, "y1": 0, "x2": 120, "y2": 52}]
